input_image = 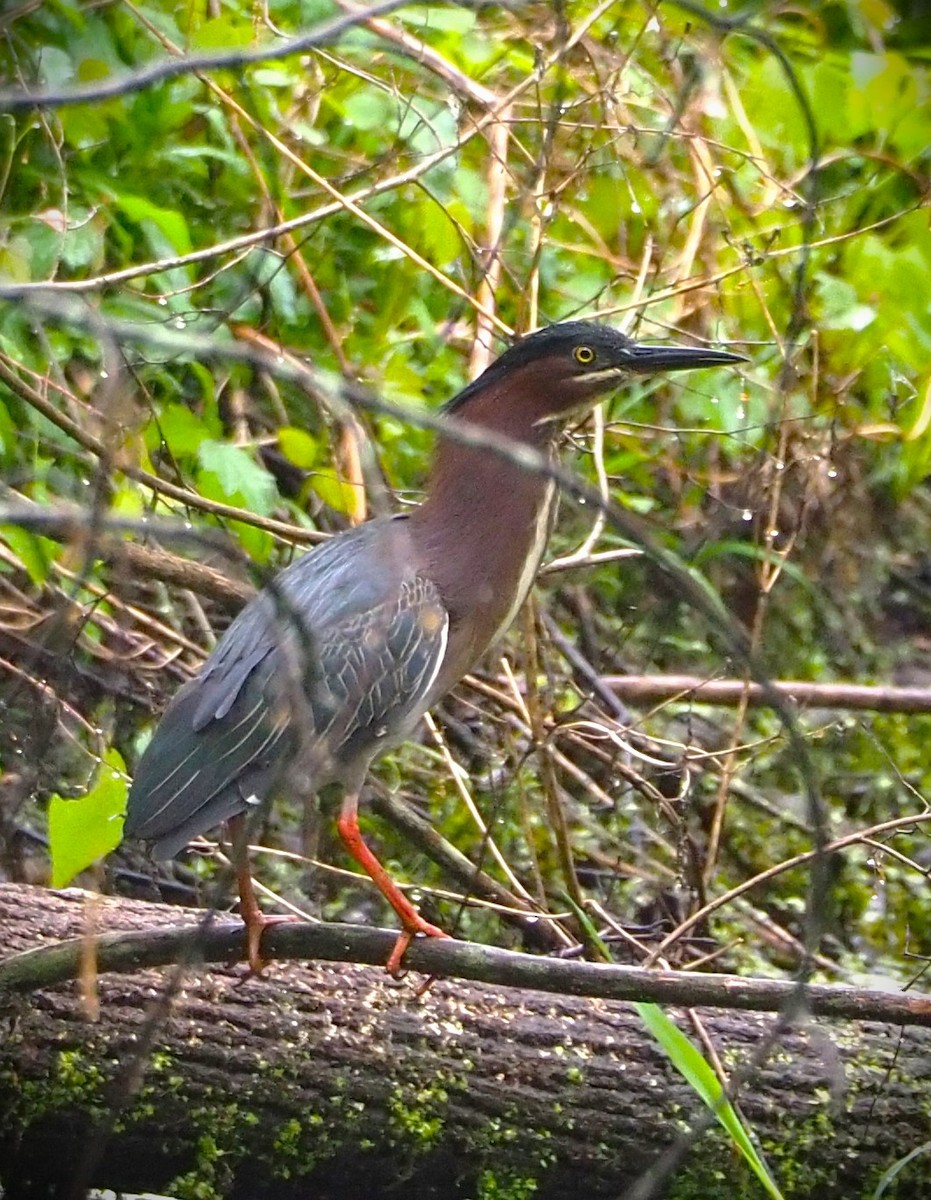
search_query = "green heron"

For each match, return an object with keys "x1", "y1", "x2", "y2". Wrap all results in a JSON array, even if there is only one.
[{"x1": 123, "y1": 320, "x2": 742, "y2": 974}]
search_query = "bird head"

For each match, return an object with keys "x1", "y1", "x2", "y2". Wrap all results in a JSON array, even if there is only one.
[{"x1": 444, "y1": 320, "x2": 744, "y2": 427}]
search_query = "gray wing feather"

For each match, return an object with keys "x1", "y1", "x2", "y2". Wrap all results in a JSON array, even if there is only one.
[{"x1": 124, "y1": 517, "x2": 448, "y2": 857}]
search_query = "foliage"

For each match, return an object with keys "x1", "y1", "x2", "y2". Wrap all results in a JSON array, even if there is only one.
[
  {"x1": 636, "y1": 1002, "x2": 782, "y2": 1200},
  {"x1": 0, "y1": 0, "x2": 930, "y2": 1190}
]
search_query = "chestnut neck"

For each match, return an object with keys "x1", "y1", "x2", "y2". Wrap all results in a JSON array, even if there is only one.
[{"x1": 408, "y1": 376, "x2": 563, "y2": 670}]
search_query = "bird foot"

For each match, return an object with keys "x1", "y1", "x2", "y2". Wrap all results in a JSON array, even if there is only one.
[
  {"x1": 242, "y1": 912, "x2": 298, "y2": 977},
  {"x1": 386, "y1": 918, "x2": 450, "y2": 978}
]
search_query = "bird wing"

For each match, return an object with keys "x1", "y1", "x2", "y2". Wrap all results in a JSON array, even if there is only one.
[{"x1": 123, "y1": 517, "x2": 449, "y2": 858}]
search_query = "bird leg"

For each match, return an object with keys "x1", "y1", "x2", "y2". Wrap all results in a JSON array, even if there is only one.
[
  {"x1": 228, "y1": 814, "x2": 292, "y2": 974},
  {"x1": 336, "y1": 791, "x2": 449, "y2": 976}
]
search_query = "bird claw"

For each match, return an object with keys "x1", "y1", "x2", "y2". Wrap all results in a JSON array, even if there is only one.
[
  {"x1": 241, "y1": 912, "x2": 298, "y2": 977},
  {"x1": 386, "y1": 919, "x2": 450, "y2": 979}
]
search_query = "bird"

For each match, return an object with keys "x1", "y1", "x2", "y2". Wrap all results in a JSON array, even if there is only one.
[{"x1": 122, "y1": 319, "x2": 743, "y2": 975}]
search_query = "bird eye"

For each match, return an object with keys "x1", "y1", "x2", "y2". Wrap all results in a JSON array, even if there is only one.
[{"x1": 574, "y1": 345, "x2": 595, "y2": 365}]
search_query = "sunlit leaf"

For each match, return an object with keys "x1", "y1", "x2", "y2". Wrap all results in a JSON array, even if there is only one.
[
  {"x1": 153, "y1": 403, "x2": 213, "y2": 460},
  {"x1": 636, "y1": 1004, "x2": 785, "y2": 1200},
  {"x1": 48, "y1": 750, "x2": 127, "y2": 888},
  {"x1": 279, "y1": 426, "x2": 320, "y2": 470},
  {"x1": 115, "y1": 194, "x2": 193, "y2": 256},
  {"x1": 309, "y1": 467, "x2": 363, "y2": 516},
  {"x1": 1, "y1": 525, "x2": 58, "y2": 585},
  {"x1": 398, "y1": 5, "x2": 477, "y2": 33},
  {"x1": 190, "y1": 15, "x2": 254, "y2": 51},
  {"x1": 197, "y1": 440, "x2": 279, "y2": 515}
]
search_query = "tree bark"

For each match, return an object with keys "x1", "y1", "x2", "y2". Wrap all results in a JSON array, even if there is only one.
[{"x1": 0, "y1": 884, "x2": 929, "y2": 1200}]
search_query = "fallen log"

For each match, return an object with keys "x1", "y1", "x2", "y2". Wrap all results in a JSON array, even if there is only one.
[{"x1": 0, "y1": 884, "x2": 928, "y2": 1199}]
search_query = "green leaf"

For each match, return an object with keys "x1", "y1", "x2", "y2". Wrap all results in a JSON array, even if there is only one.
[
  {"x1": 308, "y1": 467, "x2": 361, "y2": 515},
  {"x1": 815, "y1": 275, "x2": 876, "y2": 333},
  {"x1": 398, "y1": 5, "x2": 477, "y2": 33},
  {"x1": 872, "y1": 1141, "x2": 931, "y2": 1198},
  {"x1": 155, "y1": 403, "x2": 213, "y2": 460},
  {"x1": 342, "y1": 89, "x2": 395, "y2": 132},
  {"x1": 110, "y1": 486, "x2": 144, "y2": 520},
  {"x1": 0, "y1": 398, "x2": 16, "y2": 460},
  {"x1": 808, "y1": 56, "x2": 853, "y2": 143},
  {"x1": 251, "y1": 68, "x2": 294, "y2": 87},
  {"x1": 849, "y1": 50, "x2": 917, "y2": 134},
  {"x1": 1, "y1": 525, "x2": 58, "y2": 585},
  {"x1": 48, "y1": 749, "x2": 127, "y2": 888},
  {"x1": 197, "y1": 439, "x2": 278, "y2": 515},
  {"x1": 19, "y1": 220, "x2": 59, "y2": 279},
  {"x1": 279, "y1": 426, "x2": 320, "y2": 470},
  {"x1": 76, "y1": 55, "x2": 111, "y2": 83},
  {"x1": 0, "y1": 235, "x2": 34, "y2": 282},
  {"x1": 635, "y1": 1003, "x2": 785, "y2": 1200},
  {"x1": 190, "y1": 14, "x2": 254, "y2": 51},
  {"x1": 196, "y1": 439, "x2": 278, "y2": 518},
  {"x1": 115, "y1": 194, "x2": 193, "y2": 256},
  {"x1": 739, "y1": 55, "x2": 808, "y2": 161},
  {"x1": 398, "y1": 102, "x2": 458, "y2": 156},
  {"x1": 37, "y1": 45, "x2": 75, "y2": 91},
  {"x1": 57, "y1": 209, "x2": 105, "y2": 271}
]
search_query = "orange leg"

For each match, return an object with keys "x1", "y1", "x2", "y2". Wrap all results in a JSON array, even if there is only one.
[
  {"x1": 336, "y1": 791, "x2": 449, "y2": 976},
  {"x1": 228, "y1": 815, "x2": 293, "y2": 974}
]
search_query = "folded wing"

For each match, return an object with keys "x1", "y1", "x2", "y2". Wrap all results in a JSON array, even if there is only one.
[{"x1": 124, "y1": 517, "x2": 448, "y2": 858}]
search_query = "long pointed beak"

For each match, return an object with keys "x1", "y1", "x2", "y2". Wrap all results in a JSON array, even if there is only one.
[{"x1": 625, "y1": 341, "x2": 746, "y2": 374}]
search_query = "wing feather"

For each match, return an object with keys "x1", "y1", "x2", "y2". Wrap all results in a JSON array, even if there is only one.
[{"x1": 124, "y1": 517, "x2": 449, "y2": 857}]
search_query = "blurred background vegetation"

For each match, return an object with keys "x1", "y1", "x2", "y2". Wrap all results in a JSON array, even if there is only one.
[{"x1": 0, "y1": 0, "x2": 929, "y2": 988}]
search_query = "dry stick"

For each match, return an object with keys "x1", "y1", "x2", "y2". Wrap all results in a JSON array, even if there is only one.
[
  {"x1": 0, "y1": 502, "x2": 255, "y2": 610},
  {"x1": 125, "y1": 0, "x2": 369, "y2": 525},
  {"x1": 421, "y1": 711, "x2": 535, "y2": 905},
  {"x1": 52, "y1": 559, "x2": 209, "y2": 662},
  {"x1": 0, "y1": 0, "x2": 418, "y2": 110},
  {"x1": 644, "y1": 810, "x2": 931, "y2": 966},
  {"x1": 493, "y1": 656, "x2": 553, "y2": 912},
  {"x1": 342, "y1": 1, "x2": 499, "y2": 109},
  {"x1": 538, "y1": 608, "x2": 632, "y2": 721},
  {"x1": 669, "y1": 107, "x2": 755, "y2": 894},
  {"x1": 2, "y1": 905, "x2": 929, "y2": 1026},
  {"x1": 734, "y1": 897, "x2": 837, "y2": 975},
  {"x1": 507, "y1": 635, "x2": 587, "y2": 928},
  {"x1": 701, "y1": 265, "x2": 796, "y2": 884},
  {"x1": 704, "y1": 416, "x2": 794, "y2": 887},
  {"x1": 458, "y1": 672, "x2": 680, "y2": 866},
  {"x1": 368, "y1": 789, "x2": 568, "y2": 955},
  {"x1": 602, "y1": 674, "x2": 931, "y2": 715},
  {"x1": 0, "y1": 356, "x2": 322, "y2": 544},
  {"x1": 102, "y1": 540, "x2": 254, "y2": 610},
  {"x1": 545, "y1": 231, "x2": 653, "y2": 574},
  {"x1": 0, "y1": 654, "x2": 105, "y2": 756},
  {"x1": 470, "y1": 105, "x2": 512, "y2": 377}
]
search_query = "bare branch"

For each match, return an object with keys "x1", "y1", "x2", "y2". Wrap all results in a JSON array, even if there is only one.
[
  {"x1": 0, "y1": 0, "x2": 436, "y2": 111},
  {"x1": 1, "y1": 885, "x2": 929, "y2": 1026},
  {"x1": 605, "y1": 674, "x2": 931, "y2": 716}
]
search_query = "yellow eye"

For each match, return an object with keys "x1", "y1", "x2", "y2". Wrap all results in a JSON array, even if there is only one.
[{"x1": 574, "y1": 345, "x2": 595, "y2": 365}]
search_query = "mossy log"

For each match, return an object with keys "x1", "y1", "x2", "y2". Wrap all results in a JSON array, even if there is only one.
[{"x1": 0, "y1": 883, "x2": 929, "y2": 1200}]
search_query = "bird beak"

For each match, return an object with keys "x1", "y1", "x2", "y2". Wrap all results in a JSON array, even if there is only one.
[{"x1": 624, "y1": 341, "x2": 746, "y2": 374}]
